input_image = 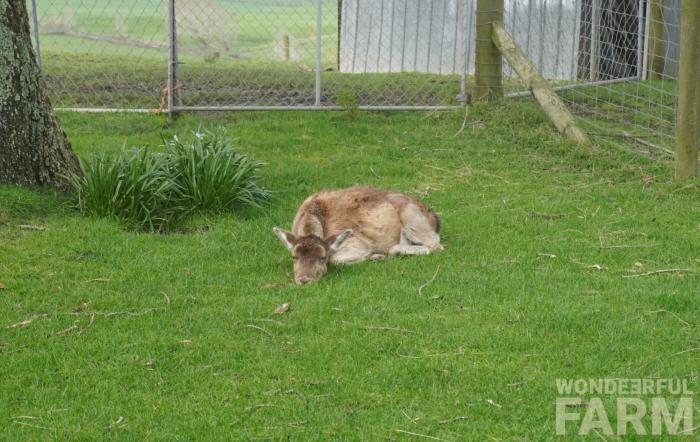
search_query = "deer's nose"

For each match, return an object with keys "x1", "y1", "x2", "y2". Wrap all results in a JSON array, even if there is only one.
[{"x1": 296, "y1": 276, "x2": 314, "y2": 284}]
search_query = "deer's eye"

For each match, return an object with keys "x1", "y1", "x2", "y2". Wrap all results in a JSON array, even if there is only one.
[{"x1": 292, "y1": 257, "x2": 298, "y2": 261}]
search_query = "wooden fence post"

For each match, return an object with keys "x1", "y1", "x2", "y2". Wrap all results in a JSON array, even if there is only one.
[
  {"x1": 491, "y1": 22, "x2": 591, "y2": 148},
  {"x1": 474, "y1": 0, "x2": 503, "y2": 101},
  {"x1": 675, "y1": 0, "x2": 700, "y2": 180}
]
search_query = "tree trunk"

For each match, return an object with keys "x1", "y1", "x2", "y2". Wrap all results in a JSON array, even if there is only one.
[{"x1": 0, "y1": 0, "x2": 81, "y2": 190}]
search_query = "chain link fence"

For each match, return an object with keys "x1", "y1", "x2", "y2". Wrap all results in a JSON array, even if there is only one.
[
  {"x1": 31, "y1": 0, "x2": 679, "y2": 150},
  {"x1": 554, "y1": 0, "x2": 680, "y2": 155}
]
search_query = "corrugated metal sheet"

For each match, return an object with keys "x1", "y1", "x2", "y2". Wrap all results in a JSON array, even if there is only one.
[{"x1": 339, "y1": 0, "x2": 583, "y2": 80}]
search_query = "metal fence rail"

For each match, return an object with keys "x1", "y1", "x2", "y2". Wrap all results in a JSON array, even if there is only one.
[{"x1": 30, "y1": 0, "x2": 679, "y2": 151}]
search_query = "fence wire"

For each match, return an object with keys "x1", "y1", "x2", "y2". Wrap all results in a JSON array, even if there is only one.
[
  {"x1": 31, "y1": 0, "x2": 679, "y2": 151},
  {"x1": 560, "y1": 0, "x2": 679, "y2": 154}
]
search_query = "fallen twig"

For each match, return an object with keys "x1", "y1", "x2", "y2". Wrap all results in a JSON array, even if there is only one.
[
  {"x1": 438, "y1": 416, "x2": 467, "y2": 425},
  {"x1": 623, "y1": 268, "x2": 692, "y2": 278},
  {"x1": 418, "y1": 266, "x2": 440, "y2": 297},
  {"x1": 78, "y1": 314, "x2": 96, "y2": 335},
  {"x1": 252, "y1": 318, "x2": 283, "y2": 326},
  {"x1": 394, "y1": 429, "x2": 451, "y2": 442},
  {"x1": 528, "y1": 211, "x2": 563, "y2": 220},
  {"x1": 678, "y1": 424, "x2": 700, "y2": 434},
  {"x1": 621, "y1": 131, "x2": 675, "y2": 157},
  {"x1": 397, "y1": 349, "x2": 466, "y2": 359},
  {"x1": 671, "y1": 347, "x2": 700, "y2": 357},
  {"x1": 645, "y1": 309, "x2": 691, "y2": 328},
  {"x1": 12, "y1": 421, "x2": 52, "y2": 430},
  {"x1": 55, "y1": 324, "x2": 79, "y2": 337},
  {"x1": 89, "y1": 277, "x2": 110, "y2": 283},
  {"x1": 245, "y1": 404, "x2": 274, "y2": 412},
  {"x1": 244, "y1": 324, "x2": 274, "y2": 337},
  {"x1": 362, "y1": 325, "x2": 414, "y2": 334},
  {"x1": 18, "y1": 224, "x2": 45, "y2": 231},
  {"x1": 486, "y1": 399, "x2": 502, "y2": 409},
  {"x1": 68, "y1": 308, "x2": 165, "y2": 317},
  {"x1": 452, "y1": 104, "x2": 470, "y2": 137},
  {"x1": 600, "y1": 244, "x2": 652, "y2": 249},
  {"x1": 5, "y1": 314, "x2": 48, "y2": 329}
]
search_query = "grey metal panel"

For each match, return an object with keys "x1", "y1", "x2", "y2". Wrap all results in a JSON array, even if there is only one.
[
  {"x1": 340, "y1": 0, "x2": 582, "y2": 80},
  {"x1": 662, "y1": 0, "x2": 680, "y2": 78}
]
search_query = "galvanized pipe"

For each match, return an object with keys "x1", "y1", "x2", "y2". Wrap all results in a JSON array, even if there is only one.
[
  {"x1": 315, "y1": 0, "x2": 322, "y2": 106},
  {"x1": 167, "y1": 0, "x2": 178, "y2": 116},
  {"x1": 173, "y1": 105, "x2": 461, "y2": 112}
]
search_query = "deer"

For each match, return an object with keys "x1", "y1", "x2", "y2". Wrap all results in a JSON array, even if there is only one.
[{"x1": 273, "y1": 186, "x2": 443, "y2": 284}]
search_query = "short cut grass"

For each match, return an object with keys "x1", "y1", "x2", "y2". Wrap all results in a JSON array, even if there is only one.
[{"x1": 1, "y1": 103, "x2": 698, "y2": 440}]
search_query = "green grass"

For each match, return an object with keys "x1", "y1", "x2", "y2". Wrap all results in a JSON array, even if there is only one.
[
  {"x1": 42, "y1": 52, "x2": 461, "y2": 109},
  {"x1": 1, "y1": 103, "x2": 699, "y2": 440}
]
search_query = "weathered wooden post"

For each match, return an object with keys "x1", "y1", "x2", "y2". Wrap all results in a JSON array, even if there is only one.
[
  {"x1": 283, "y1": 34, "x2": 290, "y2": 61},
  {"x1": 474, "y1": 0, "x2": 503, "y2": 101},
  {"x1": 675, "y1": 0, "x2": 700, "y2": 180},
  {"x1": 491, "y1": 23, "x2": 591, "y2": 148}
]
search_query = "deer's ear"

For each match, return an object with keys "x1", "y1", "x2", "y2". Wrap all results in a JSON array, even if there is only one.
[
  {"x1": 273, "y1": 227, "x2": 296, "y2": 251},
  {"x1": 325, "y1": 229, "x2": 353, "y2": 254}
]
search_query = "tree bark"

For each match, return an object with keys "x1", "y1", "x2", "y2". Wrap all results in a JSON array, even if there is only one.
[{"x1": 0, "y1": 0, "x2": 81, "y2": 189}]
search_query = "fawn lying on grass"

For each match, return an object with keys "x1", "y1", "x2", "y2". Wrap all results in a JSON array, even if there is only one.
[{"x1": 274, "y1": 186, "x2": 443, "y2": 284}]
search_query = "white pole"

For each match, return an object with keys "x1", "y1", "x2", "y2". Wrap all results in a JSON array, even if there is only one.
[
  {"x1": 637, "y1": 0, "x2": 644, "y2": 79},
  {"x1": 641, "y1": 0, "x2": 651, "y2": 80},
  {"x1": 590, "y1": 0, "x2": 600, "y2": 81},
  {"x1": 315, "y1": 0, "x2": 322, "y2": 106},
  {"x1": 167, "y1": 0, "x2": 178, "y2": 116}
]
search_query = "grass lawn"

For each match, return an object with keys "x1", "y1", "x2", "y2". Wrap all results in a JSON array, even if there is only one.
[{"x1": 1, "y1": 102, "x2": 699, "y2": 440}]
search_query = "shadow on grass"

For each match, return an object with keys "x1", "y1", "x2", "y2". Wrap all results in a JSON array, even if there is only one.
[{"x1": 0, "y1": 186, "x2": 72, "y2": 226}]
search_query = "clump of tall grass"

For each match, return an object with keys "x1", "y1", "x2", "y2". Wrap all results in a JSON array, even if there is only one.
[
  {"x1": 68, "y1": 131, "x2": 269, "y2": 232},
  {"x1": 165, "y1": 131, "x2": 269, "y2": 213}
]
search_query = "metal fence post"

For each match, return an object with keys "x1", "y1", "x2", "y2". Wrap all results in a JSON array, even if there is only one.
[
  {"x1": 675, "y1": 0, "x2": 700, "y2": 180},
  {"x1": 167, "y1": 0, "x2": 179, "y2": 116},
  {"x1": 30, "y1": 0, "x2": 42, "y2": 69},
  {"x1": 590, "y1": 0, "x2": 600, "y2": 81},
  {"x1": 637, "y1": 0, "x2": 645, "y2": 79},
  {"x1": 315, "y1": 0, "x2": 322, "y2": 107}
]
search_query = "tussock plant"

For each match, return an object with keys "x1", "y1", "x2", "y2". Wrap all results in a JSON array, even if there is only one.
[
  {"x1": 165, "y1": 131, "x2": 270, "y2": 213},
  {"x1": 68, "y1": 131, "x2": 269, "y2": 231}
]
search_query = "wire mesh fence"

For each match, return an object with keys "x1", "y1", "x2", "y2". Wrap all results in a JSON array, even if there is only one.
[
  {"x1": 30, "y1": 0, "x2": 680, "y2": 150},
  {"x1": 553, "y1": 0, "x2": 680, "y2": 155}
]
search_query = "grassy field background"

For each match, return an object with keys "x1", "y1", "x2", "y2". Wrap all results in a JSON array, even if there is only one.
[{"x1": 1, "y1": 102, "x2": 698, "y2": 439}]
